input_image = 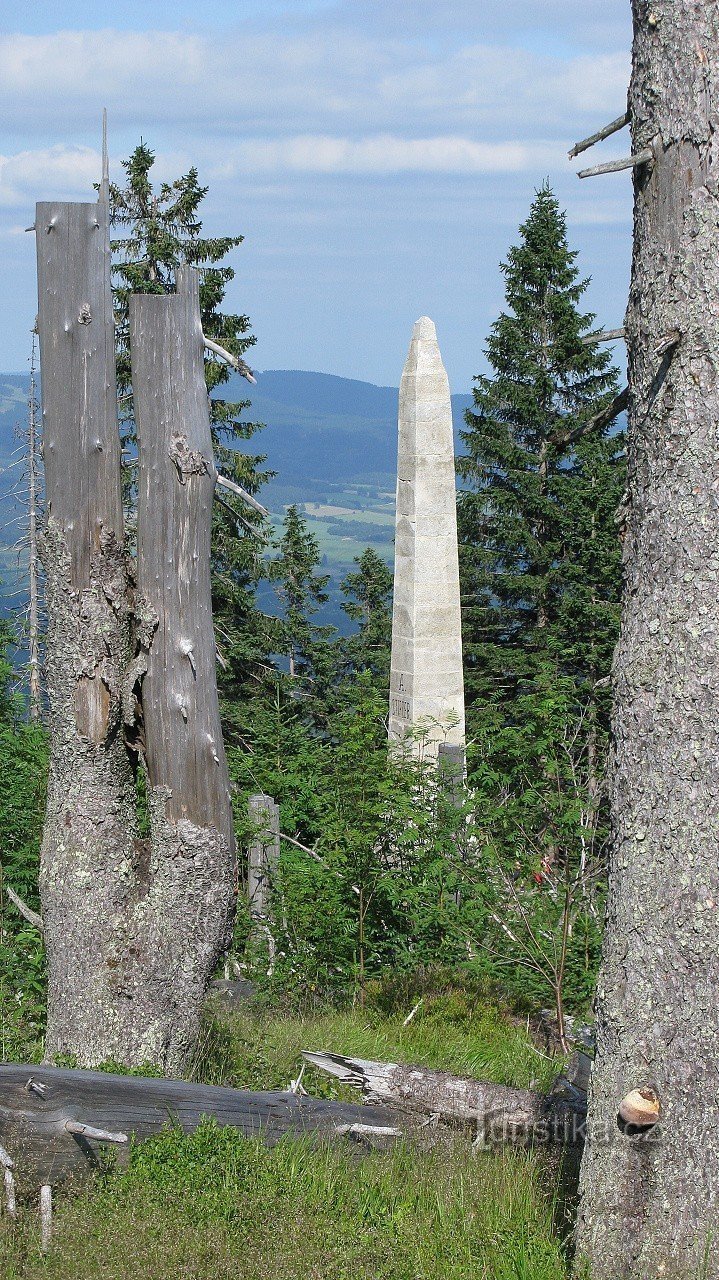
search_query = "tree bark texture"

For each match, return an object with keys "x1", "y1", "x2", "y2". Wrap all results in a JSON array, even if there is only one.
[
  {"x1": 576, "y1": 5, "x2": 719, "y2": 1276},
  {"x1": 0, "y1": 1065, "x2": 401, "y2": 1190},
  {"x1": 35, "y1": 198, "x2": 139, "y2": 1065},
  {"x1": 130, "y1": 265, "x2": 236, "y2": 1073}
]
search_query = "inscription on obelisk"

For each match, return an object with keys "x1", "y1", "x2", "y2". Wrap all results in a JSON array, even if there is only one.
[{"x1": 389, "y1": 317, "x2": 465, "y2": 756}]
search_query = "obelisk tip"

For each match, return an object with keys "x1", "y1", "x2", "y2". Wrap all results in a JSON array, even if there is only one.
[{"x1": 412, "y1": 316, "x2": 437, "y2": 342}]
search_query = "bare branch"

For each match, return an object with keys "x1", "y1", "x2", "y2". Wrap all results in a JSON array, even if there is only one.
[
  {"x1": 202, "y1": 335, "x2": 257, "y2": 384},
  {"x1": 279, "y1": 831, "x2": 360, "y2": 896},
  {"x1": 216, "y1": 473, "x2": 269, "y2": 517},
  {"x1": 578, "y1": 147, "x2": 654, "y2": 179},
  {"x1": 552, "y1": 387, "x2": 629, "y2": 449},
  {"x1": 581, "y1": 327, "x2": 625, "y2": 345},
  {"x1": 568, "y1": 110, "x2": 630, "y2": 159},
  {"x1": 4, "y1": 885, "x2": 44, "y2": 934},
  {"x1": 64, "y1": 1120, "x2": 128, "y2": 1143}
]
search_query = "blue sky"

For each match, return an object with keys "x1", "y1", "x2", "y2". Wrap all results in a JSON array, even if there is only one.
[{"x1": 0, "y1": 0, "x2": 632, "y2": 390}]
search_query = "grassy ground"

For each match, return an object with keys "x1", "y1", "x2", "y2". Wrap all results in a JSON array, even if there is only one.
[{"x1": 0, "y1": 988, "x2": 572, "y2": 1280}]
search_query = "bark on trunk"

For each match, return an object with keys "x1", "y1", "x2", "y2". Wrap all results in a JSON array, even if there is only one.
[
  {"x1": 576, "y1": 5, "x2": 719, "y2": 1276},
  {"x1": 35, "y1": 197, "x2": 139, "y2": 1064},
  {"x1": 129, "y1": 266, "x2": 236, "y2": 1074},
  {"x1": 0, "y1": 1064, "x2": 402, "y2": 1191}
]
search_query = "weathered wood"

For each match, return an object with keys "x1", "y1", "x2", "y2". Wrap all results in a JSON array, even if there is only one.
[
  {"x1": 0, "y1": 1064, "x2": 402, "y2": 1190},
  {"x1": 303, "y1": 1052, "x2": 586, "y2": 1144},
  {"x1": 568, "y1": 111, "x2": 630, "y2": 159},
  {"x1": 130, "y1": 265, "x2": 236, "y2": 1073},
  {"x1": 248, "y1": 794, "x2": 279, "y2": 921},
  {"x1": 580, "y1": 327, "x2": 626, "y2": 345},
  {"x1": 577, "y1": 147, "x2": 654, "y2": 179},
  {"x1": 576, "y1": 3, "x2": 719, "y2": 1275},
  {"x1": 35, "y1": 195, "x2": 138, "y2": 1064}
]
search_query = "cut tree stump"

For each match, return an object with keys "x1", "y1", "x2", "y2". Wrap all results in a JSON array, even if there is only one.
[{"x1": 0, "y1": 1065, "x2": 403, "y2": 1191}]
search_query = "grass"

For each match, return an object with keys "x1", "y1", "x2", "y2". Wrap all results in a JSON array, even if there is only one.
[
  {"x1": 192, "y1": 989, "x2": 560, "y2": 1097},
  {"x1": 0, "y1": 983, "x2": 572, "y2": 1279},
  {"x1": 0, "y1": 1125, "x2": 568, "y2": 1280}
]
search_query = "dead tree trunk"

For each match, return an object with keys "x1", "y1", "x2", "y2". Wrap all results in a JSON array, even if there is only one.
[
  {"x1": 0, "y1": 1064, "x2": 401, "y2": 1191},
  {"x1": 576, "y1": 5, "x2": 719, "y2": 1276},
  {"x1": 129, "y1": 266, "x2": 236, "y2": 1074},
  {"x1": 35, "y1": 196, "x2": 139, "y2": 1064}
]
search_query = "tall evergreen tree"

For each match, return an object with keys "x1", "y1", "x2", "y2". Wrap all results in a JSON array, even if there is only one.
[
  {"x1": 458, "y1": 184, "x2": 625, "y2": 1005},
  {"x1": 458, "y1": 182, "x2": 623, "y2": 721}
]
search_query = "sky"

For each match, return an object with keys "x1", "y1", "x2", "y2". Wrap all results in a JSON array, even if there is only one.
[{"x1": 0, "y1": 0, "x2": 633, "y2": 390}]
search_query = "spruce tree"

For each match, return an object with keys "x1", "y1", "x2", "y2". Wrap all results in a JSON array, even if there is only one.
[{"x1": 458, "y1": 184, "x2": 625, "y2": 1007}]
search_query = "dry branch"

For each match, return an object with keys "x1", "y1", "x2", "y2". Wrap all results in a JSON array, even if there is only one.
[
  {"x1": 4, "y1": 885, "x2": 44, "y2": 934},
  {"x1": 581, "y1": 328, "x2": 626, "y2": 345},
  {"x1": 578, "y1": 148, "x2": 654, "y2": 178},
  {"x1": 202, "y1": 335, "x2": 257, "y2": 384},
  {"x1": 568, "y1": 111, "x2": 630, "y2": 159},
  {"x1": 216, "y1": 473, "x2": 269, "y2": 516}
]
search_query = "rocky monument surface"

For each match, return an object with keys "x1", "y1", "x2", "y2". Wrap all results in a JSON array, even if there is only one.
[{"x1": 388, "y1": 317, "x2": 465, "y2": 757}]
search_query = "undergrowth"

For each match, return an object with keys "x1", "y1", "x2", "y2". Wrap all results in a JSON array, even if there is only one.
[{"x1": 0, "y1": 1121, "x2": 568, "y2": 1280}]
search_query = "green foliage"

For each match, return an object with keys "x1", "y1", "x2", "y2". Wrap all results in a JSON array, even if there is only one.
[
  {"x1": 195, "y1": 976, "x2": 559, "y2": 1094},
  {"x1": 0, "y1": 1122, "x2": 567, "y2": 1279},
  {"x1": 0, "y1": 625, "x2": 48, "y2": 1061},
  {"x1": 0, "y1": 992, "x2": 569, "y2": 1277},
  {"x1": 457, "y1": 184, "x2": 624, "y2": 1019},
  {"x1": 230, "y1": 673, "x2": 486, "y2": 999}
]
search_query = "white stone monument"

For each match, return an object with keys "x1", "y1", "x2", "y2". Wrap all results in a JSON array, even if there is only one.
[{"x1": 388, "y1": 317, "x2": 466, "y2": 758}]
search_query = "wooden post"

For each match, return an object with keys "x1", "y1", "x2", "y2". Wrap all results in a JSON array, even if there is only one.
[
  {"x1": 247, "y1": 794, "x2": 279, "y2": 966},
  {"x1": 34, "y1": 193, "x2": 138, "y2": 1063},
  {"x1": 130, "y1": 265, "x2": 236, "y2": 1072}
]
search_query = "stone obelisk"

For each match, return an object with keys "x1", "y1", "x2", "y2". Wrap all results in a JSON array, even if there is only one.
[{"x1": 389, "y1": 317, "x2": 465, "y2": 757}]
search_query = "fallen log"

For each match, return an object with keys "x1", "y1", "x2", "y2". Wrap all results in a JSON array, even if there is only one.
[
  {"x1": 0, "y1": 1064, "x2": 403, "y2": 1191},
  {"x1": 303, "y1": 1051, "x2": 587, "y2": 1145}
]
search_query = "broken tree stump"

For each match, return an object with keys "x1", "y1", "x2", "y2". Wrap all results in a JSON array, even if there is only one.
[{"x1": 0, "y1": 1064, "x2": 403, "y2": 1191}]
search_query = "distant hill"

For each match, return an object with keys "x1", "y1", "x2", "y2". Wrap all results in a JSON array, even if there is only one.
[
  {"x1": 222, "y1": 369, "x2": 473, "y2": 485},
  {"x1": 0, "y1": 368, "x2": 474, "y2": 625}
]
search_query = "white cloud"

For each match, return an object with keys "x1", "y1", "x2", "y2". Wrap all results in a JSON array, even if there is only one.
[
  {"x1": 224, "y1": 134, "x2": 560, "y2": 174},
  {"x1": 0, "y1": 145, "x2": 100, "y2": 207},
  {"x1": 0, "y1": 27, "x2": 629, "y2": 141}
]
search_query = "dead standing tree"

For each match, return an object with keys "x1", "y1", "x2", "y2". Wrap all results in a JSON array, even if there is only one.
[
  {"x1": 35, "y1": 197, "x2": 236, "y2": 1072},
  {"x1": 35, "y1": 193, "x2": 138, "y2": 1065},
  {"x1": 130, "y1": 266, "x2": 236, "y2": 1069},
  {"x1": 575, "y1": 2, "x2": 719, "y2": 1276}
]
